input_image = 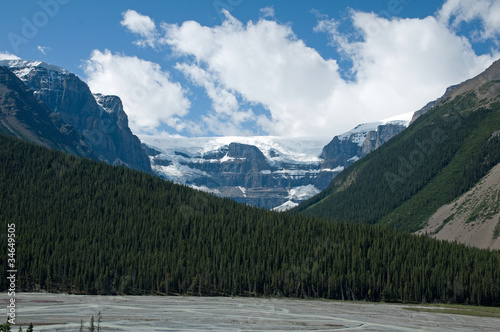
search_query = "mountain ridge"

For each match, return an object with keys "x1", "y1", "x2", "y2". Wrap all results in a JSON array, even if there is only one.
[
  {"x1": 0, "y1": 66, "x2": 92, "y2": 157},
  {"x1": 0, "y1": 59, "x2": 152, "y2": 173}
]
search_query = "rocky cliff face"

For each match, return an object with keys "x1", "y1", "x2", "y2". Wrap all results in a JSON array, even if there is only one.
[
  {"x1": 320, "y1": 121, "x2": 407, "y2": 171},
  {"x1": 0, "y1": 66, "x2": 91, "y2": 156},
  {"x1": 93, "y1": 94, "x2": 152, "y2": 171},
  {"x1": 0, "y1": 60, "x2": 151, "y2": 172}
]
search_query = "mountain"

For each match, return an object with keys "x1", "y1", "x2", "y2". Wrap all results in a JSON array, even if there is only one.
[
  {"x1": 141, "y1": 135, "x2": 331, "y2": 209},
  {"x1": 0, "y1": 66, "x2": 91, "y2": 156},
  {"x1": 0, "y1": 60, "x2": 151, "y2": 173},
  {"x1": 295, "y1": 58, "x2": 500, "y2": 248},
  {"x1": 416, "y1": 161, "x2": 500, "y2": 250},
  {"x1": 2, "y1": 132, "x2": 500, "y2": 305},
  {"x1": 320, "y1": 118, "x2": 409, "y2": 169},
  {"x1": 141, "y1": 116, "x2": 410, "y2": 210}
]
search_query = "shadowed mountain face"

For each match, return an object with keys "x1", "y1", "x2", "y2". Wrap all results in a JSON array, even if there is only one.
[
  {"x1": 0, "y1": 60, "x2": 152, "y2": 173},
  {"x1": 295, "y1": 58, "x2": 500, "y2": 249},
  {"x1": 0, "y1": 66, "x2": 91, "y2": 156}
]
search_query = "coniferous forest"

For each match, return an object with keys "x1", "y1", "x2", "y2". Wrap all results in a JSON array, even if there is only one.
[{"x1": 1, "y1": 134, "x2": 500, "y2": 306}]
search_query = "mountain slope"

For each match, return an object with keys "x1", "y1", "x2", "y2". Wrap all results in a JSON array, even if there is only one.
[
  {"x1": 0, "y1": 66, "x2": 91, "y2": 156},
  {"x1": 0, "y1": 59, "x2": 151, "y2": 172},
  {"x1": 295, "y1": 59, "x2": 500, "y2": 234},
  {"x1": 417, "y1": 161, "x2": 500, "y2": 249},
  {"x1": 1, "y1": 133, "x2": 500, "y2": 305}
]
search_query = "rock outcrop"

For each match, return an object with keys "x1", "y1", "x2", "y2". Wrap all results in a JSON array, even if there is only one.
[
  {"x1": 320, "y1": 121, "x2": 407, "y2": 170},
  {"x1": 0, "y1": 60, "x2": 151, "y2": 172},
  {"x1": 0, "y1": 66, "x2": 91, "y2": 156}
]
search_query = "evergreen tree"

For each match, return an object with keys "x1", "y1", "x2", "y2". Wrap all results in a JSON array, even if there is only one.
[
  {"x1": 89, "y1": 315, "x2": 95, "y2": 332},
  {"x1": 0, "y1": 320, "x2": 11, "y2": 332},
  {"x1": 0, "y1": 133, "x2": 499, "y2": 306},
  {"x1": 97, "y1": 312, "x2": 102, "y2": 332}
]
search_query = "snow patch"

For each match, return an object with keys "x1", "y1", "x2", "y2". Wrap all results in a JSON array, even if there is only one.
[
  {"x1": 0, "y1": 59, "x2": 70, "y2": 78},
  {"x1": 152, "y1": 162, "x2": 208, "y2": 184},
  {"x1": 321, "y1": 166, "x2": 345, "y2": 172},
  {"x1": 348, "y1": 156, "x2": 360, "y2": 162},
  {"x1": 287, "y1": 185, "x2": 321, "y2": 201},
  {"x1": 190, "y1": 185, "x2": 221, "y2": 195},
  {"x1": 272, "y1": 200, "x2": 299, "y2": 212},
  {"x1": 220, "y1": 154, "x2": 245, "y2": 163},
  {"x1": 237, "y1": 186, "x2": 247, "y2": 197}
]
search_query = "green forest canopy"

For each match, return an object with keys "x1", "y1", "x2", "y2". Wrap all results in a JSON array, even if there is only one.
[{"x1": 0, "y1": 134, "x2": 499, "y2": 306}]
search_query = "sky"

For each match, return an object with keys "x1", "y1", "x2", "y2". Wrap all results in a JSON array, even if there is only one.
[{"x1": 1, "y1": 0, "x2": 499, "y2": 138}]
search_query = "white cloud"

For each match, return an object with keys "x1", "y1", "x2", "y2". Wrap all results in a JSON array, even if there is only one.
[
  {"x1": 0, "y1": 52, "x2": 20, "y2": 60},
  {"x1": 317, "y1": 12, "x2": 495, "y2": 124},
  {"x1": 37, "y1": 46, "x2": 51, "y2": 55},
  {"x1": 83, "y1": 49, "x2": 191, "y2": 135},
  {"x1": 438, "y1": 0, "x2": 500, "y2": 41},
  {"x1": 175, "y1": 62, "x2": 238, "y2": 115},
  {"x1": 162, "y1": 10, "x2": 344, "y2": 136},
  {"x1": 121, "y1": 9, "x2": 158, "y2": 48},
  {"x1": 154, "y1": 10, "x2": 495, "y2": 136},
  {"x1": 102, "y1": 8, "x2": 498, "y2": 137}
]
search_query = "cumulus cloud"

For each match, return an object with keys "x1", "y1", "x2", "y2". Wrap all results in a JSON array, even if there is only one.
[
  {"x1": 121, "y1": 9, "x2": 158, "y2": 48},
  {"x1": 90, "y1": 6, "x2": 498, "y2": 137},
  {"x1": 316, "y1": 12, "x2": 495, "y2": 122},
  {"x1": 438, "y1": 0, "x2": 500, "y2": 41},
  {"x1": 139, "y1": 9, "x2": 495, "y2": 136},
  {"x1": 83, "y1": 49, "x2": 191, "y2": 135},
  {"x1": 161, "y1": 10, "x2": 344, "y2": 136},
  {"x1": 0, "y1": 52, "x2": 20, "y2": 60}
]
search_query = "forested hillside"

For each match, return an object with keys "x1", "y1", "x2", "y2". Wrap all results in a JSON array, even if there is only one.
[
  {"x1": 1, "y1": 134, "x2": 500, "y2": 305},
  {"x1": 295, "y1": 60, "x2": 500, "y2": 233}
]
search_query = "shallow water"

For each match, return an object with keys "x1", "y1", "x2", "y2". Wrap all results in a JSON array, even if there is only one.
[{"x1": 1, "y1": 293, "x2": 499, "y2": 331}]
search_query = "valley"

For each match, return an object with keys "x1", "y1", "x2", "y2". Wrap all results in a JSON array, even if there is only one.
[{"x1": 2, "y1": 1, "x2": 500, "y2": 330}]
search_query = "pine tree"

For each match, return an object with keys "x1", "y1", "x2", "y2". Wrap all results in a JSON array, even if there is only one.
[
  {"x1": 89, "y1": 315, "x2": 95, "y2": 332},
  {"x1": 26, "y1": 324, "x2": 33, "y2": 332},
  {"x1": 97, "y1": 311, "x2": 102, "y2": 332},
  {"x1": 0, "y1": 320, "x2": 11, "y2": 332},
  {"x1": 79, "y1": 319, "x2": 84, "y2": 332}
]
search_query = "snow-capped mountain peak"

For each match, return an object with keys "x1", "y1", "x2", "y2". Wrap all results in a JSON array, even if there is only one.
[{"x1": 0, "y1": 59, "x2": 70, "y2": 79}]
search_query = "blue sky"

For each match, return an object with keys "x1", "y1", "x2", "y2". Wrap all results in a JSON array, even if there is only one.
[{"x1": 1, "y1": 0, "x2": 499, "y2": 138}]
